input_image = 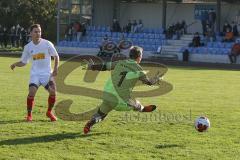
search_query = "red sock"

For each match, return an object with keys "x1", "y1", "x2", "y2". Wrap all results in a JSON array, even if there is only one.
[
  {"x1": 27, "y1": 96, "x2": 34, "y2": 116},
  {"x1": 48, "y1": 95, "x2": 56, "y2": 112}
]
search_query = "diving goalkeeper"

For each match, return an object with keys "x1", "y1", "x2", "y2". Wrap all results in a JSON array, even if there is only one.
[{"x1": 84, "y1": 46, "x2": 163, "y2": 134}]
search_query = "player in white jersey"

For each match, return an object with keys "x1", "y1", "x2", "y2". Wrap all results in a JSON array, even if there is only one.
[{"x1": 10, "y1": 24, "x2": 59, "y2": 122}]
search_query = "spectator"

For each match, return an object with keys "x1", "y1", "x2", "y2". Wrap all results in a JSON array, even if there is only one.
[
  {"x1": 131, "y1": 20, "x2": 137, "y2": 33},
  {"x1": 175, "y1": 21, "x2": 182, "y2": 39},
  {"x1": 26, "y1": 28, "x2": 31, "y2": 42},
  {"x1": 228, "y1": 40, "x2": 240, "y2": 64},
  {"x1": 126, "y1": 20, "x2": 132, "y2": 33},
  {"x1": 223, "y1": 28, "x2": 234, "y2": 42},
  {"x1": 3, "y1": 27, "x2": 8, "y2": 48},
  {"x1": 136, "y1": 19, "x2": 144, "y2": 33},
  {"x1": 112, "y1": 19, "x2": 121, "y2": 32},
  {"x1": 15, "y1": 24, "x2": 21, "y2": 48},
  {"x1": 237, "y1": 22, "x2": 240, "y2": 34},
  {"x1": 222, "y1": 21, "x2": 232, "y2": 35},
  {"x1": 208, "y1": 8, "x2": 216, "y2": 32},
  {"x1": 205, "y1": 24, "x2": 215, "y2": 42},
  {"x1": 65, "y1": 23, "x2": 73, "y2": 41},
  {"x1": 74, "y1": 21, "x2": 82, "y2": 42},
  {"x1": 201, "y1": 10, "x2": 209, "y2": 34},
  {"x1": 81, "y1": 22, "x2": 87, "y2": 37},
  {"x1": 20, "y1": 27, "x2": 27, "y2": 48},
  {"x1": 0, "y1": 25, "x2": 3, "y2": 48},
  {"x1": 10, "y1": 26, "x2": 16, "y2": 47},
  {"x1": 190, "y1": 32, "x2": 201, "y2": 47},
  {"x1": 181, "y1": 20, "x2": 187, "y2": 34},
  {"x1": 231, "y1": 21, "x2": 239, "y2": 37},
  {"x1": 166, "y1": 23, "x2": 175, "y2": 39}
]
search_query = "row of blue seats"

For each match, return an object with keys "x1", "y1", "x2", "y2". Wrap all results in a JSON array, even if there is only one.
[
  {"x1": 86, "y1": 26, "x2": 164, "y2": 34},
  {"x1": 207, "y1": 42, "x2": 234, "y2": 48},
  {"x1": 181, "y1": 47, "x2": 231, "y2": 55},
  {"x1": 86, "y1": 26, "x2": 111, "y2": 32},
  {"x1": 58, "y1": 40, "x2": 160, "y2": 51},
  {"x1": 83, "y1": 36, "x2": 165, "y2": 44},
  {"x1": 198, "y1": 35, "x2": 223, "y2": 42},
  {"x1": 58, "y1": 41, "x2": 99, "y2": 48},
  {"x1": 87, "y1": 31, "x2": 166, "y2": 39}
]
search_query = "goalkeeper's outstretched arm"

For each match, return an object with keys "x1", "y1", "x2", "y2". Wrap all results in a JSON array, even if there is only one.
[
  {"x1": 87, "y1": 61, "x2": 117, "y2": 71},
  {"x1": 139, "y1": 75, "x2": 159, "y2": 86},
  {"x1": 139, "y1": 71, "x2": 164, "y2": 86}
]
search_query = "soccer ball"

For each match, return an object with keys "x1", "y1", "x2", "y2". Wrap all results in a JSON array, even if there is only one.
[{"x1": 194, "y1": 116, "x2": 210, "y2": 132}]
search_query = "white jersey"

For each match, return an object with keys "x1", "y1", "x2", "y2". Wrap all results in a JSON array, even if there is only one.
[{"x1": 21, "y1": 38, "x2": 58, "y2": 76}]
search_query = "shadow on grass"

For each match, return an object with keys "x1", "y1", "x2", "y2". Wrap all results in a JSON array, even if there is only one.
[
  {"x1": 155, "y1": 144, "x2": 184, "y2": 149},
  {"x1": 0, "y1": 119, "x2": 53, "y2": 124},
  {"x1": 0, "y1": 132, "x2": 110, "y2": 146},
  {"x1": 0, "y1": 120, "x2": 27, "y2": 124}
]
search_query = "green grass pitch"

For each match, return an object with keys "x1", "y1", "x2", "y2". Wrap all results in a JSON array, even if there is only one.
[{"x1": 0, "y1": 56, "x2": 240, "y2": 160}]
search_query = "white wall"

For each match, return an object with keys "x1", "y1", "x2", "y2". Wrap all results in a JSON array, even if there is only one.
[
  {"x1": 118, "y1": 2, "x2": 240, "y2": 33},
  {"x1": 93, "y1": 0, "x2": 114, "y2": 26},
  {"x1": 166, "y1": 3, "x2": 200, "y2": 33},
  {"x1": 221, "y1": 4, "x2": 240, "y2": 25},
  {"x1": 119, "y1": 3, "x2": 163, "y2": 28}
]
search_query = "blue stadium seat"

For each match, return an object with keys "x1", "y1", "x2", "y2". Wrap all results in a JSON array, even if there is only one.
[
  {"x1": 138, "y1": 39, "x2": 144, "y2": 45},
  {"x1": 149, "y1": 39, "x2": 155, "y2": 45},
  {"x1": 127, "y1": 33, "x2": 134, "y2": 38},
  {"x1": 149, "y1": 34, "x2": 154, "y2": 39},
  {"x1": 216, "y1": 36, "x2": 222, "y2": 42},
  {"x1": 154, "y1": 34, "x2": 160, "y2": 39},
  {"x1": 222, "y1": 48, "x2": 230, "y2": 55},
  {"x1": 160, "y1": 34, "x2": 166, "y2": 40},
  {"x1": 179, "y1": 47, "x2": 187, "y2": 53},
  {"x1": 225, "y1": 42, "x2": 234, "y2": 48},
  {"x1": 86, "y1": 26, "x2": 91, "y2": 31},
  {"x1": 207, "y1": 42, "x2": 213, "y2": 48},
  {"x1": 187, "y1": 47, "x2": 194, "y2": 53},
  {"x1": 143, "y1": 28, "x2": 150, "y2": 33}
]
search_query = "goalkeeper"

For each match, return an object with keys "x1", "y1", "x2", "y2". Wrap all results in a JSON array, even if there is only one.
[{"x1": 83, "y1": 46, "x2": 163, "y2": 134}]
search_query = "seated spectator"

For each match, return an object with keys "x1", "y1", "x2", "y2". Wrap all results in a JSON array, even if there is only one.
[
  {"x1": 223, "y1": 28, "x2": 234, "y2": 42},
  {"x1": 112, "y1": 19, "x2": 121, "y2": 32},
  {"x1": 190, "y1": 32, "x2": 202, "y2": 47},
  {"x1": 222, "y1": 21, "x2": 232, "y2": 35},
  {"x1": 228, "y1": 40, "x2": 240, "y2": 63}
]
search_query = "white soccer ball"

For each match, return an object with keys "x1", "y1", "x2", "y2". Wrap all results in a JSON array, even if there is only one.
[{"x1": 194, "y1": 116, "x2": 210, "y2": 132}]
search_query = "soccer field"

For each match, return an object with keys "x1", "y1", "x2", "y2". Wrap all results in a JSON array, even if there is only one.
[{"x1": 0, "y1": 56, "x2": 240, "y2": 160}]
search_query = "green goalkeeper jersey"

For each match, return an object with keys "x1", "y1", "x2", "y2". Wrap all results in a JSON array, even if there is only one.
[{"x1": 103, "y1": 59, "x2": 146, "y2": 104}]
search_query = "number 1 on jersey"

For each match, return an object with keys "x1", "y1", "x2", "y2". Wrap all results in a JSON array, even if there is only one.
[{"x1": 118, "y1": 71, "x2": 128, "y2": 87}]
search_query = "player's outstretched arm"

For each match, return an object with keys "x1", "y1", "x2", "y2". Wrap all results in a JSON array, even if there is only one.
[
  {"x1": 139, "y1": 72, "x2": 164, "y2": 86},
  {"x1": 10, "y1": 61, "x2": 26, "y2": 70},
  {"x1": 86, "y1": 59, "x2": 116, "y2": 71}
]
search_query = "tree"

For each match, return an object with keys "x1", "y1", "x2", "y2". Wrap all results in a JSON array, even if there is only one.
[{"x1": 0, "y1": 0, "x2": 57, "y2": 41}]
